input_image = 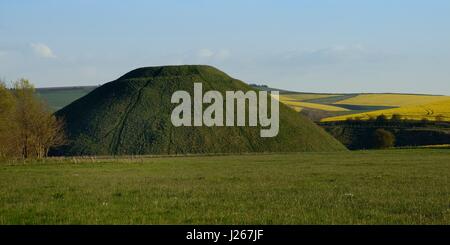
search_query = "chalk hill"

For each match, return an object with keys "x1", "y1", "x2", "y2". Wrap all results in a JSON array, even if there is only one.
[{"x1": 55, "y1": 65, "x2": 345, "y2": 155}]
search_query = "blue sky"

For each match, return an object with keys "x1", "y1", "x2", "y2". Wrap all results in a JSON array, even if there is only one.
[{"x1": 1, "y1": 0, "x2": 449, "y2": 94}]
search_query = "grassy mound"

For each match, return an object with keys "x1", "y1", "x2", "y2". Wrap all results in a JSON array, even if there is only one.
[{"x1": 55, "y1": 65, "x2": 345, "y2": 155}]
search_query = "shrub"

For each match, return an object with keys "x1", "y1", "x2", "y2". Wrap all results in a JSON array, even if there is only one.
[
  {"x1": 372, "y1": 128, "x2": 395, "y2": 149},
  {"x1": 375, "y1": 114, "x2": 388, "y2": 124},
  {"x1": 390, "y1": 114, "x2": 402, "y2": 121},
  {"x1": 435, "y1": 114, "x2": 444, "y2": 122}
]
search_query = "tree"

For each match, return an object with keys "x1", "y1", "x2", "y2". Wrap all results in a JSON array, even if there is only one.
[
  {"x1": 420, "y1": 117, "x2": 429, "y2": 125},
  {"x1": 435, "y1": 114, "x2": 444, "y2": 122},
  {"x1": 13, "y1": 79, "x2": 38, "y2": 158},
  {"x1": 375, "y1": 114, "x2": 388, "y2": 124},
  {"x1": 13, "y1": 79, "x2": 66, "y2": 158},
  {"x1": 33, "y1": 114, "x2": 66, "y2": 158},
  {"x1": 0, "y1": 79, "x2": 66, "y2": 159},
  {"x1": 0, "y1": 81, "x2": 18, "y2": 157},
  {"x1": 390, "y1": 114, "x2": 402, "y2": 121},
  {"x1": 372, "y1": 128, "x2": 395, "y2": 149}
]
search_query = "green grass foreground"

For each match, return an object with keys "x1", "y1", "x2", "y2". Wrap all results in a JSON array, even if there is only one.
[{"x1": 0, "y1": 149, "x2": 449, "y2": 224}]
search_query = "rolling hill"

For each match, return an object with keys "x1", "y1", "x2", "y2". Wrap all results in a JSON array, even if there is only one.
[
  {"x1": 54, "y1": 65, "x2": 345, "y2": 155},
  {"x1": 278, "y1": 92, "x2": 450, "y2": 122},
  {"x1": 36, "y1": 86, "x2": 97, "y2": 111}
]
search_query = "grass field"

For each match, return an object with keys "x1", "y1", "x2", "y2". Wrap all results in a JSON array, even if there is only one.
[{"x1": 1, "y1": 149, "x2": 449, "y2": 224}]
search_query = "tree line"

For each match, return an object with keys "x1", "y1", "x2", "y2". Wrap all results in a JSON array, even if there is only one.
[
  {"x1": 346, "y1": 114, "x2": 446, "y2": 125},
  {"x1": 0, "y1": 79, "x2": 65, "y2": 159}
]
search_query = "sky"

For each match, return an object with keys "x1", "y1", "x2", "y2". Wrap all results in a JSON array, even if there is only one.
[{"x1": 1, "y1": 0, "x2": 449, "y2": 94}]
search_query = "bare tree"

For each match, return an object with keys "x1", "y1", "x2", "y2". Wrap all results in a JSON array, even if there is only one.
[{"x1": 33, "y1": 114, "x2": 66, "y2": 158}]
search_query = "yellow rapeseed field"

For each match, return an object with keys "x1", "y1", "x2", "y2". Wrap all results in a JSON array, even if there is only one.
[
  {"x1": 322, "y1": 99, "x2": 450, "y2": 122},
  {"x1": 277, "y1": 93, "x2": 347, "y2": 112},
  {"x1": 334, "y1": 94, "x2": 450, "y2": 107}
]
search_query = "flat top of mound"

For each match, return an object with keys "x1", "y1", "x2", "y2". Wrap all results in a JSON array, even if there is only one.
[{"x1": 118, "y1": 65, "x2": 229, "y2": 80}]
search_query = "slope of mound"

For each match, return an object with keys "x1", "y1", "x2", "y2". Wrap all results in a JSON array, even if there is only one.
[{"x1": 55, "y1": 65, "x2": 346, "y2": 155}]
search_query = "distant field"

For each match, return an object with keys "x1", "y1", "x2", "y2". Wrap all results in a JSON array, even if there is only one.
[
  {"x1": 279, "y1": 93, "x2": 340, "y2": 102},
  {"x1": 278, "y1": 93, "x2": 348, "y2": 112},
  {"x1": 281, "y1": 100, "x2": 349, "y2": 112},
  {"x1": 36, "y1": 86, "x2": 97, "y2": 111},
  {"x1": 1, "y1": 149, "x2": 449, "y2": 224},
  {"x1": 334, "y1": 94, "x2": 450, "y2": 107},
  {"x1": 278, "y1": 93, "x2": 450, "y2": 122},
  {"x1": 323, "y1": 99, "x2": 450, "y2": 122}
]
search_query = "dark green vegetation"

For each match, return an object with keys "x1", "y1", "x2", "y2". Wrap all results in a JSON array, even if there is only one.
[
  {"x1": 0, "y1": 149, "x2": 449, "y2": 224},
  {"x1": 36, "y1": 86, "x2": 97, "y2": 111},
  {"x1": 372, "y1": 129, "x2": 396, "y2": 149},
  {"x1": 321, "y1": 118, "x2": 450, "y2": 150},
  {"x1": 55, "y1": 65, "x2": 345, "y2": 155}
]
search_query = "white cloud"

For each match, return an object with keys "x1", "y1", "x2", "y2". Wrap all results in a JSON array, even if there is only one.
[
  {"x1": 281, "y1": 45, "x2": 376, "y2": 64},
  {"x1": 196, "y1": 48, "x2": 230, "y2": 61},
  {"x1": 257, "y1": 45, "x2": 391, "y2": 72},
  {"x1": 215, "y1": 49, "x2": 231, "y2": 60},
  {"x1": 164, "y1": 48, "x2": 232, "y2": 65},
  {"x1": 30, "y1": 43, "x2": 56, "y2": 58},
  {"x1": 197, "y1": 49, "x2": 215, "y2": 58}
]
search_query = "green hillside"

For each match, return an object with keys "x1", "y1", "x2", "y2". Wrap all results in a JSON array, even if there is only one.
[{"x1": 55, "y1": 65, "x2": 345, "y2": 155}]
